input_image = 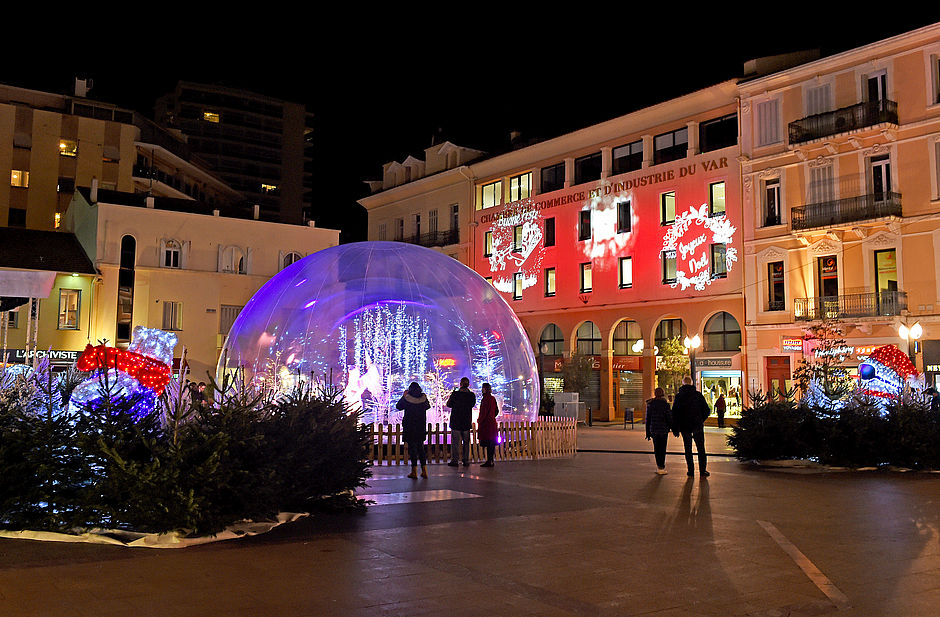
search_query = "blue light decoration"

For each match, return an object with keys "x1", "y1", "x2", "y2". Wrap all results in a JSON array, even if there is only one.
[
  {"x1": 218, "y1": 242, "x2": 540, "y2": 424},
  {"x1": 69, "y1": 326, "x2": 178, "y2": 419}
]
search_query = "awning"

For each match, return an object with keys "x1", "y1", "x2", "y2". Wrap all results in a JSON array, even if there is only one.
[{"x1": 0, "y1": 270, "x2": 57, "y2": 299}]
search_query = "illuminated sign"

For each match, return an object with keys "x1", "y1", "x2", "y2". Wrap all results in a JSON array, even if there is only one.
[
  {"x1": 695, "y1": 358, "x2": 733, "y2": 368},
  {"x1": 781, "y1": 337, "x2": 803, "y2": 352},
  {"x1": 612, "y1": 356, "x2": 642, "y2": 371},
  {"x1": 662, "y1": 204, "x2": 737, "y2": 291},
  {"x1": 435, "y1": 357, "x2": 457, "y2": 367}
]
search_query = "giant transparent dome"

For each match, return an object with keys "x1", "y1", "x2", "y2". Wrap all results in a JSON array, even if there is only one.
[{"x1": 218, "y1": 242, "x2": 539, "y2": 424}]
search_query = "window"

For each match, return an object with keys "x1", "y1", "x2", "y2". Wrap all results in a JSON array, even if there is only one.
[
  {"x1": 203, "y1": 111, "x2": 221, "y2": 123},
  {"x1": 479, "y1": 180, "x2": 501, "y2": 210},
  {"x1": 58, "y1": 289, "x2": 80, "y2": 330},
  {"x1": 768, "y1": 261, "x2": 785, "y2": 311},
  {"x1": 660, "y1": 191, "x2": 676, "y2": 225},
  {"x1": 617, "y1": 201, "x2": 631, "y2": 233},
  {"x1": 806, "y1": 84, "x2": 832, "y2": 116},
  {"x1": 162, "y1": 301, "x2": 183, "y2": 331},
  {"x1": 10, "y1": 170, "x2": 28, "y2": 187},
  {"x1": 699, "y1": 113, "x2": 737, "y2": 152},
  {"x1": 260, "y1": 183, "x2": 277, "y2": 193},
  {"x1": 513, "y1": 273, "x2": 523, "y2": 300},
  {"x1": 711, "y1": 244, "x2": 727, "y2": 278},
  {"x1": 221, "y1": 246, "x2": 247, "y2": 274},
  {"x1": 485, "y1": 277, "x2": 493, "y2": 285},
  {"x1": 545, "y1": 268, "x2": 556, "y2": 297},
  {"x1": 612, "y1": 140, "x2": 643, "y2": 175},
  {"x1": 709, "y1": 182, "x2": 725, "y2": 216},
  {"x1": 613, "y1": 320, "x2": 642, "y2": 356},
  {"x1": 428, "y1": 209, "x2": 438, "y2": 235},
  {"x1": 809, "y1": 165, "x2": 834, "y2": 205},
  {"x1": 580, "y1": 263, "x2": 592, "y2": 293},
  {"x1": 219, "y1": 305, "x2": 243, "y2": 335},
  {"x1": 162, "y1": 240, "x2": 181, "y2": 269},
  {"x1": 540, "y1": 162, "x2": 565, "y2": 193},
  {"x1": 413, "y1": 213, "x2": 421, "y2": 239},
  {"x1": 704, "y1": 312, "x2": 742, "y2": 352},
  {"x1": 875, "y1": 249, "x2": 898, "y2": 298},
  {"x1": 58, "y1": 139, "x2": 78, "y2": 157},
  {"x1": 866, "y1": 70, "x2": 888, "y2": 103},
  {"x1": 817, "y1": 255, "x2": 838, "y2": 297},
  {"x1": 395, "y1": 218, "x2": 404, "y2": 241},
  {"x1": 5, "y1": 310, "x2": 18, "y2": 329},
  {"x1": 544, "y1": 218, "x2": 556, "y2": 247},
  {"x1": 763, "y1": 179, "x2": 781, "y2": 226},
  {"x1": 509, "y1": 172, "x2": 531, "y2": 201},
  {"x1": 655, "y1": 318, "x2": 685, "y2": 350},
  {"x1": 57, "y1": 177, "x2": 75, "y2": 193},
  {"x1": 756, "y1": 100, "x2": 780, "y2": 146},
  {"x1": 378, "y1": 223, "x2": 387, "y2": 241},
  {"x1": 117, "y1": 235, "x2": 135, "y2": 343},
  {"x1": 484, "y1": 231, "x2": 493, "y2": 257},
  {"x1": 579, "y1": 210, "x2": 591, "y2": 241},
  {"x1": 510, "y1": 225, "x2": 523, "y2": 252},
  {"x1": 539, "y1": 323, "x2": 564, "y2": 355},
  {"x1": 574, "y1": 153, "x2": 602, "y2": 185},
  {"x1": 869, "y1": 154, "x2": 891, "y2": 199},
  {"x1": 662, "y1": 250, "x2": 677, "y2": 284},
  {"x1": 282, "y1": 252, "x2": 302, "y2": 269},
  {"x1": 576, "y1": 321, "x2": 602, "y2": 355},
  {"x1": 451, "y1": 204, "x2": 459, "y2": 230},
  {"x1": 7, "y1": 208, "x2": 26, "y2": 227},
  {"x1": 653, "y1": 127, "x2": 688, "y2": 164},
  {"x1": 619, "y1": 257, "x2": 633, "y2": 288}
]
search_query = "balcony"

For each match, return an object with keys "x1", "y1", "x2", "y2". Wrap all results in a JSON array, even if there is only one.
[
  {"x1": 794, "y1": 290, "x2": 907, "y2": 321},
  {"x1": 791, "y1": 192, "x2": 901, "y2": 231},
  {"x1": 788, "y1": 99, "x2": 898, "y2": 145},
  {"x1": 402, "y1": 229, "x2": 460, "y2": 248}
]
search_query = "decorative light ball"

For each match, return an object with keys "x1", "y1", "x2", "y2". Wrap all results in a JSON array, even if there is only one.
[{"x1": 218, "y1": 242, "x2": 540, "y2": 425}]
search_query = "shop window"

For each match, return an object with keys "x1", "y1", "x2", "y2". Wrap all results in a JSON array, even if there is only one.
[
  {"x1": 653, "y1": 127, "x2": 687, "y2": 164},
  {"x1": 484, "y1": 231, "x2": 493, "y2": 257},
  {"x1": 162, "y1": 239, "x2": 181, "y2": 269},
  {"x1": 710, "y1": 244, "x2": 727, "y2": 278},
  {"x1": 574, "y1": 152, "x2": 602, "y2": 185},
  {"x1": 763, "y1": 179, "x2": 781, "y2": 226},
  {"x1": 541, "y1": 162, "x2": 565, "y2": 193},
  {"x1": 613, "y1": 320, "x2": 642, "y2": 356},
  {"x1": 58, "y1": 289, "x2": 80, "y2": 330},
  {"x1": 661, "y1": 191, "x2": 676, "y2": 225},
  {"x1": 576, "y1": 321, "x2": 601, "y2": 355},
  {"x1": 545, "y1": 268, "x2": 556, "y2": 297},
  {"x1": 579, "y1": 210, "x2": 591, "y2": 241},
  {"x1": 619, "y1": 257, "x2": 633, "y2": 289},
  {"x1": 580, "y1": 263, "x2": 592, "y2": 293},
  {"x1": 662, "y1": 250, "x2": 677, "y2": 284},
  {"x1": 699, "y1": 113, "x2": 737, "y2": 153},
  {"x1": 513, "y1": 273, "x2": 523, "y2": 300},
  {"x1": 612, "y1": 140, "x2": 642, "y2": 175},
  {"x1": 479, "y1": 180, "x2": 501, "y2": 210},
  {"x1": 544, "y1": 217, "x2": 555, "y2": 247},
  {"x1": 539, "y1": 323, "x2": 564, "y2": 355},
  {"x1": 704, "y1": 312, "x2": 741, "y2": 352},
  {"x1": 617, "y1": 200, "x2": 631, "y2": 233},
  {"x1": 709, "y1": 182, "x2": 726, "y2": 216},
  {"x1": 509, "y1": 172, "x2": 531, "y2": 202},
  {"x1": 768, "y1": 261, "x2": 785, "y2": 311}
]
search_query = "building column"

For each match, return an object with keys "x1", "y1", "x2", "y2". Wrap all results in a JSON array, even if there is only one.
[
  {"x1": 600, "y1": 348, "x2": 614, "y2": 421},
  {"x1": 687, "y1": 121, "x2": 699, "y2": 156},
  {"x1": 564, "y1": 158, "x2": 574, "y2": 188},
  {"x1": 600, "y1": 146, "x2": 612, "y2": 180},
  {"x1": 642, "y1": 347, "x2": 656, "y2": 401}
]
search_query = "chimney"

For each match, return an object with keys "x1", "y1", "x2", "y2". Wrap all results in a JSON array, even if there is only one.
[
  {"x1": 145, "y1": 196, "x2": 155, "y2": 209},
  {"x1": 253, "y1": 204, "x2": 260, "y2": 220},
  {"x1": 213, "y1": 209, "x2": 220, "y2": 217},
  {"x1": 307, "y1": 220, "x2": 316, "y2": 227},
  {"x1": 74, "y1": 77, "x2": 93, "y2": 98},
  {"x1": 90, "y1": 178, "x2": 99, "y2": 203}
]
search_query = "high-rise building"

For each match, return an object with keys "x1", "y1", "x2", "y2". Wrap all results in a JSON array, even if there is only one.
[{"x1": 155, "y1": 81, "x2": 314, "y2": 225}]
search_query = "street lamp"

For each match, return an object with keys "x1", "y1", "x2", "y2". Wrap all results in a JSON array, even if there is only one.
[
  {"x1": 684, "y1": 334, "x2": 702, "y2": 386},
  {"x1": 899, "y1": 321, "x2": 923, "y2": 364}
]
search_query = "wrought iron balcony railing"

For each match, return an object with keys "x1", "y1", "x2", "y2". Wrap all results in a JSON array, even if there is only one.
[
  {"x1": 788, "y1": 99, "x2": 898, "y2": 145},
  {"x1": 401, "y1": 229, "x2": 460, "y2": 248},
  {"x1": 794, "y1": 290, "x2": 907, "y2": 321},
  {"x1": 791, "y1": 192, "x2": 901, "y2": 230}
]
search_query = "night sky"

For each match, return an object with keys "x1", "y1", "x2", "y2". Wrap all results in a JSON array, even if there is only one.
[{"x1": 3, "y1": 13, "x2": 938, "y2": 242}]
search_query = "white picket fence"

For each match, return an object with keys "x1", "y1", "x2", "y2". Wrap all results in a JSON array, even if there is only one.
[{"x1": 370, "y1": 417, "x2": 577, "y2": 465}]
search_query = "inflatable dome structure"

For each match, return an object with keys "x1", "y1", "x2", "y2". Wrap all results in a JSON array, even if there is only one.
[{"x1": 218, "y1": 242, "x2": 539, "y2": 424}]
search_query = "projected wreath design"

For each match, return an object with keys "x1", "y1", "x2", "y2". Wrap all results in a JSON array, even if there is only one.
[{"x1": 661, "y1": 204, "x2": 738, "y2": 291}]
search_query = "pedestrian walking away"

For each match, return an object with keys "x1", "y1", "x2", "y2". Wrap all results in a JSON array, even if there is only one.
[
  {"x1": 477, "y1": 382, "x2": 499, "y2": 467},
  {"x1": 671, "y1": 375, "x2": 711, "y2": 477},
  {"x1": 446, "y1": 377, "x2": 476, "y2": 467},
  {"x1": 715, "y1": 393, "x2": 726, "y2": 429},
  {"x1": 396, "y1": 382, "x2": 431, "y2": 478},
  {"x1": 645, "y1": 387, "x2": 673, "y2": 474}
]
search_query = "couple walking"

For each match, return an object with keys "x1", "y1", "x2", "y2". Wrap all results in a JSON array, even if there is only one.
[
  {"x1": 396, "y1": 378, "x2": 499, "y2": 479},
  {"x1": 645, "y1": 376, "x2": 710, "y2": 477}
]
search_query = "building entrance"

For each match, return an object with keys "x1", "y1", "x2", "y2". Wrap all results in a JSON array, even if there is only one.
[
  {"x1": 614, "y1": 370, "x2": 644, "y2": 421},
  {"x1": 701, "y1": 371, "x2": 743, "y2": 419}
]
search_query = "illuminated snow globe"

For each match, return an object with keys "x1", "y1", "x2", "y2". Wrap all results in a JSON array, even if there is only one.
[{"x1": 218, "y1": 241, "x2": 539, "y2": 424}]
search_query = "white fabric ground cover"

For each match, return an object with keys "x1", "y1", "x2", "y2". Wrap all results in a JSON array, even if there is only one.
[{"x1": 0, "y1": 512, "x2": 308, "y2": 548}]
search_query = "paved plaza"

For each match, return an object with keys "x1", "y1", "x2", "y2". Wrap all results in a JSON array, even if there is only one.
[{"x1": 1, "y1": 426, "x2": 939, "y2": 616}]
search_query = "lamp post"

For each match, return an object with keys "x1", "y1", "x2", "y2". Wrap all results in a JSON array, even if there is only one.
[
  {"x1": 899, "y1": 321, "x2": 923, "y2": 365},
  {"x1": 684, "y1": 334, "x2": 702, "y2": 387}
]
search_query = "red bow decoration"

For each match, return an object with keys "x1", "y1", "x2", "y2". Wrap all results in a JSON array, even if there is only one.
[{"x1": 76, "y1": 344, "x2": 172, "y2": 395}]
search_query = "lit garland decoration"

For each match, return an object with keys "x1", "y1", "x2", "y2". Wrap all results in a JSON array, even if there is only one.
[
  {"x1": 661, "y1": 203, "x2": 738, "y2": 291},
  {"x1": 857, "y1": 344, "x2": 921, "y2": 399},
  {"x1": 69, "y1": 327, "x2": 178, "y2": 418}
]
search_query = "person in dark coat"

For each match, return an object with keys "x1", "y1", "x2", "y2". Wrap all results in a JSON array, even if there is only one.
[
  {"x1": 477, "y1": 382, "x2": 499, "y2": 467},
  {"x1": 645, "y1": 387, "x2": 673, "y2": 474},
  {"x1": 671, "y1": 376, "x2": 711, "y2": 477},
  {"x1": 715, "y1": 393, "x2": 726, "y2": 429},
  {"x1": 396, "y1": 382, "x2": 431, "y2": 478},
  {"x1": 446, "y1": 377, "x2": 476, "y2": 467}
]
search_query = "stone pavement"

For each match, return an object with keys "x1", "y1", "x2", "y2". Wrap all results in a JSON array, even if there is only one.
[{"x1": 2, "y1": 425, "x2": 940, "y2": 616}]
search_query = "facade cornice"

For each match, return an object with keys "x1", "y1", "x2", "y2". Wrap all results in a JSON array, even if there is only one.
[{"x1": 357, "y1": 167, "x2": 470, "y2": 210}]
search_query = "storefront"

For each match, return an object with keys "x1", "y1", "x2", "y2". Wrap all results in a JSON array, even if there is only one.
[
  {"x1": 612, "y1": 356, "x2": 644, "y2": 419},
  {"x1": 1, "y1": 348, "x2": 82, "y2": 372},
  {"x1": 696, "y1": 356, "x2": 743, "y2": 418},
  {"x1": 924, "y1": 340, "x2": 940, "y2": 390}
]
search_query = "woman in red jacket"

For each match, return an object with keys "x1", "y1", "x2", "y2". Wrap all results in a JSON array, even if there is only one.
[{"x1": 477, "y1": 382, "x2": 499, "y2": 467}]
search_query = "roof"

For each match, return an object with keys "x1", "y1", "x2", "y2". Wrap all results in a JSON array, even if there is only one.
[{"x1": 0, "y1": 228, "x2": 96, "y2": 275}]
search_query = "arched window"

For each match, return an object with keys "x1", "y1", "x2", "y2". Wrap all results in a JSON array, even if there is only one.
[
  {"x1": 162, "y1": 239, "x2": 181, "y2": 269},
  {"x1": 613, "y1": 320, "x2": 643, "y2": 356},
  {"x1": 539, "y1": 323, "x2": 564, "y2": 356},
  {"x1": 221, "y1": 246, "x2": 247, "y2": 274},
  {"x1": 655, "y1": 318, "x2": 685, "y2": 350},
  {"x1": 576, "y1": 321, "x2": 601, "y2": 355},
  {"x1": 282, "y1": 252, "x2": 302, "y2": 270},
  {"x1": 704, "y1": 312, "x2": 742, "y2": 352},
  {"x1": 117, "y1": 235, "x2": 136, "y2": 343}
]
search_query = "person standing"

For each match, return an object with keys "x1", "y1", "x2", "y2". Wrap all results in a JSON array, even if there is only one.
[
  {"x1": 446, "y1": 377, "x2": 476, "y2": 467},
  {"x1": 477, "y1": 382, "x2": 499, "y2": 467},
  {"x1": 396, "y1": 382, "x2": 431, "y2": 479},
  {"x1": 672, "y1": 375, "x2": 711, "y2": 477},
  {"x1": 715, "y1": 393, "x2": 726, "y2": 429},
  {"x1": 645, "y1": 387, "x2": 673, "y2": 475}
]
